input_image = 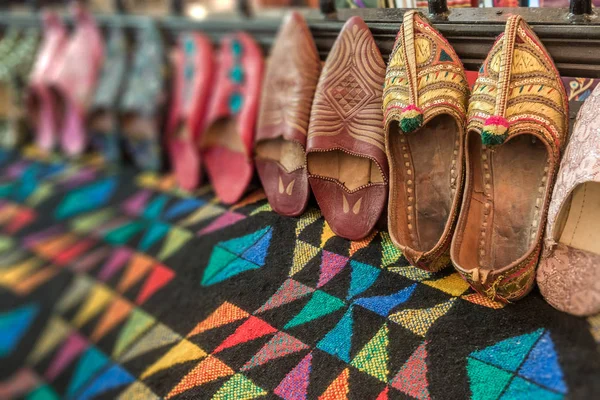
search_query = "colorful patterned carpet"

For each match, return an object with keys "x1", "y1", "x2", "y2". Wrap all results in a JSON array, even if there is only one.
[{"x1": 0, "y1": 148, "x2": 598, "y2": 400}]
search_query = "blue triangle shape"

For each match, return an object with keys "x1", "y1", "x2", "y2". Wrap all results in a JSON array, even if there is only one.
[
  {"x1": 220, "y1": 226, "x2": 271, "y2": 256},
  {"x1": 502, "y1": 376, "x2": 564, "y2": 400},
  {"x1": 164, "y1": 198, "x2": 206, "y2": 220},
  {"x1": 142, "y1": 195, "x2": 169, "y2": 220},
  {"x1": 0, "y1": 304, "x2": 39, "y2": 357},
  {"x1": 353, "y1": 283, "x2": 416, "y2": 317},
  {"x1": 66, "y1": 347, "x2": 110, "y2": 398},
  {"x1": 76, "y1": 364, "x2": 134, "y2": 400},
  {"x1": 518, "y1": 331, "x2": 567, "y2": 394},
  {"x1": 202, "y1": 246, "x2": 240, "y2": 286},
  {"x1": 55, "y1": 178, "x2": 118, "y2": 220},
  {"x1": 317, "y1": 307, "x2": 353, "y2": 362},
  {"x1": 138, "y1": 221, "x2": 171, "y2": 251},
  {"x1": 206, "y1": 257, "x2": 262, "y2": 286},
  {"x1": 41, "y1": 162, "x2": 66, "y2": 179},
  {"x1": 16, "y1": 165, "x2": 39, "y2": 202},
  {"x1": 471, "y1": 328, "x2": 544, "y2": 372},
  {"x1": 347, "y1": 261, "x2": 380, "y2": 300},
  {"x1": 241, "y1": 228, "x2": 272, "y2": 266}
]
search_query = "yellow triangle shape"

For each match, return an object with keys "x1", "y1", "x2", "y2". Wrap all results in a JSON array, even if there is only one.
[
  {"x1": 0, "y1": 257, "x2": 42, "y2": 288},
  {"x1": 117, "y1": 382, "x2": 160, "y2": 400},
  {"x1": 249, "y1": 203, "x2": 272, "y2": 216},
  {"x1": 389, "y1": 298, "x2": 457, "y2": 337},
  {"x1": 141, "y1": 339, "x2": 207, "y2": 379},
  {"x1": 27, "y1": 182, "x2": 55, "y2": 207},
  {"x1": 423, "y1": 273, "x2": 470, "y2": 297},
  {"x1": 291, "y1": 240, "x2": 321, "y2": 276},
  {"x1": 27, "y1": 316, "x2": 70, "y2": 365},
  {"x1": 320, "y1": 222, "x2": 336, "y2": 248},
  {"x1": 72, "y1": 283, "x2": 114, "y2": 328},
  {"x1": 179, "y1": 204, "x2": 225, "y2": 227},
  {"x1": 137, "y1": 172, "x2": 160, "y2": 188},
  {"x1": 295, "y1": 208, "x2": 321, "y2": 236}
]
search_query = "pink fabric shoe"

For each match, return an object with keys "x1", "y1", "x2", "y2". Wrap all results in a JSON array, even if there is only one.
[
  {"x1": 27, "y1": 12, "x2": 67, "y2": 152},
  {"x1": 50, "y1": 4, "x2": 104, "y2": 156},
  {"x1": 167, "y1": 33, "x2": 214, "y2": 191},
  {"x1": 201, "y1": 33, "x2": 263, "y2": 205}
]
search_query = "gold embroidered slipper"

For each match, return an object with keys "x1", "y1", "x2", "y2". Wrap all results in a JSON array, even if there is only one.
[
  {"x1": 383, "y1": 11, "x2": 469, "y2": 271},
  {"x1": 450, "y1": 15, "x2": 568, "y2": 302}
]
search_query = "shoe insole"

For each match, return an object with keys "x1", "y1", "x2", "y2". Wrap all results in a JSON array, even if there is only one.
[
  {"x1": 256, "y1": 138, "x2": 305, "y2": 173},
  {"x1": 307, "y1": 150, "x2": 383, "y2": 192},
  {"x1": 388, "y1": 114, "x2": 458, "y2": 252},
  {"x1": 557, "y1": 181, "x2": 600, "y2": 254},
  {"x1": 201, "y1": 118, "x2": 244, "y2": 153},
  {"x1": 488, "y1": 134, "x2": 548, "y2": 269}
]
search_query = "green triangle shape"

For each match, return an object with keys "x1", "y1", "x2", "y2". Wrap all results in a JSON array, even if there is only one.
[
  {"x1": 71, "y1": 209, "x2": 116, "y2": 234},
  {"x1": 503, "y1": 376, "x2": 563, "y2": 400},
  {"x1": 470, "y1": 329, "x2": 543, "y2": 372},
  {"x1": 157, "y1": 227, "x2": 193, "y2": 261},
  {"x1": 213, "y1": 374, "x2": 267, "y2": 400},
  {"x1": 467, "y1": 358, "x2": 513, "y2": 400},
  {"x1": 350, "y1": 323, "x2": 389, "y2": 382},
  {"x1": 25, "y1": 384, "x2": 60, "y2": 400},
  {"x1": 220, "y1": 227, "x2": 270, "y2": 256},
  {"x1": 439, "y1": 49, "x2": 454, "y2": 62},
  {"x1": 112, "y1": 309, "x2": 156, "y2": 358},
  {"x1": 104, "y1": 220, "x2": 146, "y2": 245},
  {"x1": 380, "y1": 232, "x2": 402, "y2": 268},
  {"x1": 66, "y1": 347, "x2": 110, "y2": 397},
  {"x1": 0, "y1": 235, "x2": 14, "y2": 253},
  {"x1": 27, "y1": 182, "x2": 54, "y2": 207},
  {"x1": 204, "y1": 256, "x2": 261, "y2": 286},
  {"x1": 143, "y1": 195, "x2": 169, "y2": 220},
  {"x1": 0, "y1": 183, "x2": 14, "y2": 198},
  {"x1": 284, "y1": 291, "x2": 345, "y2": 329},
  {"x1": 202, "y1": 246, "x2": 240, "y2": 285}
]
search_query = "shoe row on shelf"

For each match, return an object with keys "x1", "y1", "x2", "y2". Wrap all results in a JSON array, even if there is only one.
[{"x1": 0, "y1": 6, "x2": 598, "y2": 315}]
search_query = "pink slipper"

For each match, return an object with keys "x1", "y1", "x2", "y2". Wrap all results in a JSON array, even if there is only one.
[
  {"x1": 27, "y1": 12, "x2": 67, "y2": 153},
  {"x1": 167, "y1": 33, "x2": 214, "y2": 191},
  {"x1": 50, "y1": 4, "x2": 104, "y2": 156}
]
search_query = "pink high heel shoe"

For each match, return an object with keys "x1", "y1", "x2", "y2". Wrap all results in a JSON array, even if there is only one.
[
  {"x1": 27, "y1": 12, "x2": 67, "y2": 153},
  {"x1": 50, "y1": 4, "x2": 104, "y2": 157}
]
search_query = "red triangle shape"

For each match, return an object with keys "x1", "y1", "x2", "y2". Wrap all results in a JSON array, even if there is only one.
[
  {"x1": 53, "y1": 239, "x2": 97, "y2": 267},
  {"x1": 241, "y1": 332, "x2": 309, "y2": 370},
  {"x1": 255, "y1": 279, "x2": 315, "y2": 314},
  {"x1": 376, "y1": 386, "x2": 389, "y2": 400},
  {"x1": 390, "y1": 342, "x2": 430, "y2": 400},
  {"x1": 213, "y1": 316, "x2": 277, "y2": 353},
  {"x1": 5, "y1": 208, "x2": 36, "y2": 234},
  {"x1": 135, "y1": 264, "x2": 175, "y2": 305},
  {"x1": 317, "y1": 251, "x2": 349, "y2": 288}
]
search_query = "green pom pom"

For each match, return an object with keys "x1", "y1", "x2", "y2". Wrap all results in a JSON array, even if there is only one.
[
  {"x1": 400, "y1": 114, "x2": 423, "y2": 134},
  {"x1": 481, "y1": 130, "x2": 508, "y2": 146}
]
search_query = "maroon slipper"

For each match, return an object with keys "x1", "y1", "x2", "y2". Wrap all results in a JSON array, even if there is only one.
[
  {"x1": 255, "y1": 12, "x2": 321, "y2": 217},
  {"x1": 306, "y1": 17, "x2": 388, "y2": 240}
]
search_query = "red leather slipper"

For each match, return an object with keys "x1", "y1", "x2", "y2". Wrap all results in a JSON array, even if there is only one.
[
  {"x1": 51, "y1": 4, "x2": 104, "y2": 156},
  {"x1": 306, "y1": 17, "x2": 388, "y2": 240},
  {"x1": 27, "y1": 12, "x2": 67, "y2": 153},
  {"x1": 255, "y1": 12, "x2": 321, "y2": 217},
  {"x1": 201, "y1": 33, "x2": 263, "y2": 205},
  {"x1": 167, "y1": 33, "x2": 214, "y2": 191}
]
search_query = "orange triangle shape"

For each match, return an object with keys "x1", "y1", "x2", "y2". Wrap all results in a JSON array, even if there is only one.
[
  {"x1": 166, "y1": 356, "x2": 234, "y2": 399},
  {"x1": 319, "y1": 368, "x2": 350, "y2": 400},
  {"x1": 34, "y1": 233, "x2": 77, "y2": 259},
  {"x1": 135, "y1": 264, "x2": 175, "y2": 305},
  {"x1": 187, "y1": 302, "x2": 249, "y2": 338},
  {"x1": 14, "y1": 265, "x2": 58, "y2": 296},
  {"x1": 0, "y1": 203, "x2": 17, "y2": 224},
  {"x1": 116, "y1": 254, "x2": 154, "y2": 294},
  {"x1": 91, "y1": 297, "x2": 133, "y2": 342},
  {"x1": 5, "y1": 207, "x2": 36, "y2": 234}
]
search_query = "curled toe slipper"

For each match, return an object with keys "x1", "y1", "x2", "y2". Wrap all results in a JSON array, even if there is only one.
[
  {"x1": 450, "y1": 15, "x2": 568, "y2": 302},
  {"x1": 306, "y1": 16, "x2": 388, "y2": 241},
  {"x1": 255, "y1": 12, "x2": 321, "y2": 217},
  {"x1": 383, "y1": 11, "x2": 469, "y2": 271},
  {"x1": 201, "y1": 33, "x2": 263, "y2": 205},
  {"x1": 537, "y1": 84, "x2": 600, "y2": 316},
  {"x1": 167, "y1": 33, "x2": 214, "y2": 191},
  {"x1": 51, "y1": 4, "x2": 104, "y2": 156}
]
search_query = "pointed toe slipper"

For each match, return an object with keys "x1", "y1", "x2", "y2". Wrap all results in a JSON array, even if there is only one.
[
  {"x1": 255, "y1": 12, "x2": 321, "y2": 217},
  {"x1": 51, "y1": 5, "x2": 104, "y2": 157},
  {"x1": 119, "y1": 23, "x2": 166, "y2": 172},
  {"x1": 537, "y1": 85, "x2": 600, "y2": 316},
  {"x1": 384, "y1": 11, "x2": 469, "y2": 271},
  {"x1": 27, "y1": 12, "x2": 67, "y2": 153},
  {"x1": 201, "y1": 33, "x2": 263, "y2": 205},
  {"x1": 450, "y1": 15, "x2": 568, "y2": 302},
  {"x1": 88, "y1": 27, "x2": 128, "y2": 163},
  {"x1": 306, "y1": 16, "x2": 388, "y2": 241},
  {"x1": 167, "y1": 33, "x2": 214, "y2": 191}
]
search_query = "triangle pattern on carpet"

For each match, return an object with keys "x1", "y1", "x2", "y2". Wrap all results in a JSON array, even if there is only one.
[
  {"x1": 27, "y1": 317, "x2": 70, "y2": 365},
  {"x1": 255, "y1": 279, "x2": 315, "y2": 314},
  {"x1": 119, "y1": 323, "x2": 181, "y2": 363},
  {"x1": 55, "y1": 178, "x2": 117, "y2": 220},
  {"x1": 389, "y1": 298, "x2": 456, "y2": 337},
  {"x1": 350, "y1": 323, "x2": 389, "y2": 382},
  {"x1": 354, "y1": 283, "x2": 417, "y2": 317},
  {"x1": 71, "y1": 284, "x2": 113, "y2": 328},
  {"x1": 139, "y1": 221, "x2": 170, "y2": 252},
  {"x1": 319, "y1": 368, "x2": 349, "y2": 400},
  {"x1": 164, "y1": 198, "x2": 206, "y2": 220},
  {"x1": 142, "y1": 194, "x2": 168, "y2": 220},
  {"x1": 112, "y1": 309, "x2": 156, "y2": 358},
  {"x1": 44, "y1": 332, "x2": 87, "y2": 381},
  {"x1": 157, "y1": 227, "x2": 193, "y2": 261},
  {"x1": 76, "y1": 364, "x2": 134, "y2": 400},
  {"x1": 284, "y1": 291, "x2": 345, "y2": 329},
  {"x1": 116, "y1": 254, "x2": 155, "y2": 294},
  {"x1": 380, "y1": 232, "x2": 402, "y2": 268},
  {"x1": 213, "y1": 374, "x2": 267, "y2": 400},
  {"x1": 291, "y1": 240, "x2": 321, "y2": 277},
  {"x1": 141, "y1": 339, "x2": 207, "y2": 379},
  {"x1": 166, "y1": 356, "x2": 234, "y2": 399},
  {"x1": 390, "y1": 342, "x2": 430, "y2": 400},
  {"x1": 187, "y1": 302, "x2": 249, "y2": 338},
  {"x1": 90, "y1": 297, "x2": 133, "y2": 342},
  {"x1": 317, "y1": 307, "x2": 353, "y2": 363},
  {"x1": 97, "y1": 247, "x2": 133, "y2": 282},
  {"x1": 135, "y1": 263, "x2": 175, "y2": 305},
  {"x1": 116, "y1": 382, "x2": 159, "y2": 400},
  {"x1": 274, "y1": 352, "x2": 312, "y2": 400},
  {"x1": 198, "y1": 211, "x2": 246, "y2": 236},
  {"x1": 66, "y1": 347, "x2": 110, "y2": 397},
  {"x1": 241, "y1": 331, "x2": 309, "y2": 371},
  {"x1": 317, "y1": 251, "x2": 349, "y2": 288},
  {"x1": 213, "y1": 316, "x2": 277, "y2": 353},
  {"x1": 0, "y1": 304, "x2": 39, "y2": 357},
  {"x1": 518, "y1": 331, "x2": 567, "y2": 393},
  {"x1": 122, "y1": 190, "x2": 152, "y2": 216},
  {"x1": 347, "y1": 260, "x2": 380, "y2": 300}
]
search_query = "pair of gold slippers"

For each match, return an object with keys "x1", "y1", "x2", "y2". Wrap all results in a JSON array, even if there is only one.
[{"x1": 385, "y1": 11, "x2": 568, "y2": 303}]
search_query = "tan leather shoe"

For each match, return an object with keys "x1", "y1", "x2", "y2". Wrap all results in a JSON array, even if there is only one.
[
  {"x1": 451, "y1": 15, "x2": 568, "y2": 302},
  {"x1": 537, "y1": 84, "x2": 600, "y2": 316},
  {"x1": 383, "y1": 11, "x2": 469, "y2": 271}
]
